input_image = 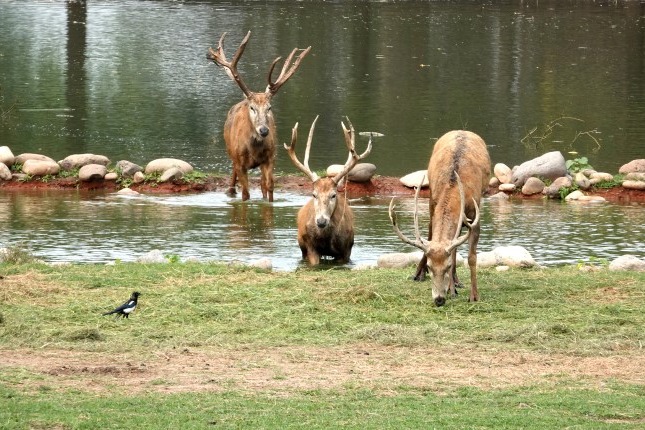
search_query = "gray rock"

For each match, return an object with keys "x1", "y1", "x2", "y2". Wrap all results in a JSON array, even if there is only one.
[
  {"x1": 622, "y1": 180, "x2": 645, "y2": 190},
  {"x1": 59, "y1": 154, "x2": 110, "y2": 170},
  {"x1": 488, "y1": 191, "x2": 510, "y2": 201},
  {"x1": 498, "y1": 183, "x2": 516, "y2": 192},
  {"x1": 564, "y1": 190, "x2": 585, "y2": 201},
  {"x1": 0, "y1": 146, "x2": 15, "y2": 166},
  {"x1": 574, "y1": 172, "x2": 591, "y2": 190},
  {"x1": 249, "y1": 258, "x2": 272, "y2": 271},
  {"x1": 15, "y1": 153, "x2": 56, "y2": 165},
  {"x1": 543, "y1": 176, "x2": 573, "y2": 198},
  {"x1": 619, "y1": 159, "x2": 645, "y2": 174},
  {"x1": 117, "y1": 187, "x2": 140, "y2": 195},
  {"x1": 475, "y1": 251, "x2": 498, "y2": 268},
  {"x1": 577, "y1": 195, "x2": 606, "y2": 203},
  {"x1": 0, "y1": 163, "x2": 11, "y2": 180},
  {"x1": 377, "y1": 251, "x2": 423, "y2": 268},
  {"x1": 489, "y1": 176, "x2": 500, "y2": 187},
  {"x1": 22, "y1": 159, "x2": 60, "y2": 176},
  {"x1": 400, "y1": 170, "x2": 429, "y2": 188},
  {"x1": 511, "y1": 151, "x2": 567, "y2": 186},
  {"x1": 494, "y1": 162, "x2": 512, "y2": 184},
  {"x1": 521, "y1": 177, "x2": 545, "y2": 195},
  {"x1": 145, "y1": 158, "x2": 193, "y2": 174},
  {"x1": 326, "y1": 163, "x2": 376, "y2": 183},
  {"x1": 609, "y1": 255, "x2": 645, "y2": 272},
  {"x1": 136, "y1": 249, "x2": 167, "y2": 263},
  {"x1": 79, "y1": 164, "x2": 107, "y2": 181},
  {"x1": 589, "y1": 172, "x2": 613, "y2": 185},
  {"x1": 133, "y1": 171, "x2": 146, "y2": 184},
  {"x1": 624, "y1": 172, "x2": 645, "y2": 182},
  {"x1": 116, "y1": 160, "x2": 143, "y2": 177},
  {"x1": 159, "y1": 167, "x2": 183, "y2": 182},
  {"x1": 104, "y1": 172, "x2": 118, "y2": 181},
  {"x1": 493, "y1": 246, "x2": 536, "y2": 268}
]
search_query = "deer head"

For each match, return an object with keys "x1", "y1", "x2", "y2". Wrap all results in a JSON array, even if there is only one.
[
  {"x1": 389, "y1": 172, "x2": 480, "y2": 302},
  {"x1": 284, "y1": 116, "x2": 372, "y2": 229}
]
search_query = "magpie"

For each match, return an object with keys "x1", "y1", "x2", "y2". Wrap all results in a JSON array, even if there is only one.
[{"x1": 103, "y1": 291, "x2": 140, "y2": 320}]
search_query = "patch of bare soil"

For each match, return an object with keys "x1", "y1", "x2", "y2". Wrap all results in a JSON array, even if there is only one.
[{"x1": 1, "y1": 346, "x2": 643, "y2": 395}]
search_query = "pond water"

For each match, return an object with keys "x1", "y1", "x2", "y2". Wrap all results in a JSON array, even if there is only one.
[
  {"x1": 1, "y1": 189, "x2": 643, "y2": 270},
  {"x1": 1, "y1": 1, "x2": 644, "y2": 268}
]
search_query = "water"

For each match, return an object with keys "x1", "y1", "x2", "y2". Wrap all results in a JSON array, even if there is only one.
[
  {"x1": 1, "y1": 189, "x2": 643, "y2": 269},
  {"x1": 1, "y1": 1, "x2": 644, "y2": 174},
  {"x1": 1, "y1": 1, "x2": 644, "y2": 268}
]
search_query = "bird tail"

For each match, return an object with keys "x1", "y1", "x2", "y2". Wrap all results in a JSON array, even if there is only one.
[{"x1": 102, "y1": 310, "x2": 115, "y2": 316}]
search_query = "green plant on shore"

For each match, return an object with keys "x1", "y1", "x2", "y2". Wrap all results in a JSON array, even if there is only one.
[
  {"x1": 10, "y1": 163, "x2": 22, "y2": 172},
  {"x1": 558, "y1": 184, "x2": 579, "y2": 200},
  {"x1": 116, "y1": 176, "x2": 134, "y2": 189},
  {"x1": 182, "y1": 170, "x2": 207, "y2": 183},
  {"x1": 565, "y1": 156, "x2": 593, "y2": 174},
  {"x1": 57, "y1": 168, "x2": 79, "y2": 179},
  {"x1": 40, "y1": 174, "x2": 54, "y2": 183},
  {"x1": 593, "y1": 173, "x2": 624, "y2": 189}
]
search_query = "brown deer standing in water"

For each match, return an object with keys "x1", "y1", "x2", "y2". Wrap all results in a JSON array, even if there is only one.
[
  {"x1": 389, "y1": 130, "x2": 491, "y2": 306},
  {"x1": 284, "y1": 116, "x2": 373, "y2": 265},
  {"x1": 207, "y1": 31, "x2": 311, "y2": 201}
]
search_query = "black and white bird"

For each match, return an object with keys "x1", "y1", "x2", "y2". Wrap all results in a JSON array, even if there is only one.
[{"x1": 102, "y1": 291, "x2": 140, "y2": 320}]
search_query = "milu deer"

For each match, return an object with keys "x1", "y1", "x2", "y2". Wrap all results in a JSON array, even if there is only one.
[
  {"x1": 389, "y1": 130, "x2": 491, "y2": 306},
  {"x1": 207, "y1": 31, "x2": 311, "y2": 201},
  {"x1": 284, "y1": 116, "x2": 373, "y2": 265}
]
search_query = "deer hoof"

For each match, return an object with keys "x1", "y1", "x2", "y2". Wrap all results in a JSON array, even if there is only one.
[{"x1": 226, "y1": 187, "x2": 237, "y2": 196}]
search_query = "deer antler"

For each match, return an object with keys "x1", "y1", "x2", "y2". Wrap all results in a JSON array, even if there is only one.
[
  {"x1": 389, "y1": 176, "x2": 430, "y2": 253},
  {"x1": 332, "y1": 117, "x2": 373, "y2": 185},
  {"x1": 284, "y1": 115, "x2": 320, "y2": 183},
  {"x1": 266, "y1": 46, "x2": 312, "y2": 96},
  {"x1": 207, "y1": 31, "x2": 253, "y2": 97}
]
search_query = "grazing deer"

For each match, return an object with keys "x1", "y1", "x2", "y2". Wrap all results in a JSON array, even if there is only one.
[
  {"x1": 207, "y1": 31, "x2": 311, "y2": 201},
  {"x1": 389, "y1": 130, "x2": 491, "y2": 306},
  {"x1": 284, "y1": 116, "x2": 373, "y2": 265}
]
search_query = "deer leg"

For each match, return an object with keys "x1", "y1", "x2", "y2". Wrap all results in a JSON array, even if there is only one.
[
  {"x1": 238, "y1": 168, "x2": 250, "y2": 201},
  {"x1": 227, "y1": 168, "x2": 238, "y2": 196},
  {"x1": 448, "y1": 250, "x2": 459, "y2": 298},
  {"x1": 413, "y1": 255, "x2": 429, "y2": 281},
  {"x1": 306, "y1": 248, "x2": 320, "y2": 265},
  {"x1": 468, "y1": 224, "x2": 481, "y2": 302},
  {"x1": 260, "y1": 163, "x2": 274, "y2": 202}
]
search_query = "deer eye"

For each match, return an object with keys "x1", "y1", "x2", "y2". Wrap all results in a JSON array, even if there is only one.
[
  {"x1": 330, "y1": 193, "x2": 337, "y2": 200},
  {"x1": 249, "y1": 106, "x2": 256, "y2": 113}
]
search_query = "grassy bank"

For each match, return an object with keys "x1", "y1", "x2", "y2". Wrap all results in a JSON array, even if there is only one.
[{"x1": 1, "y1": 262, "x2": 644, "y2": 428}]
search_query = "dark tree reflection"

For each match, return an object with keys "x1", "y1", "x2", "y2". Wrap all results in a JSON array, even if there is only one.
[{"x1": 65, "y1": 0, "x2": 87, "y2": 153}]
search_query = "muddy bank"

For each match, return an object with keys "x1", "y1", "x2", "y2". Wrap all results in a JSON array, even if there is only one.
[{"x1": 1, "y1": 175, "x2": 644, "y2": 204}]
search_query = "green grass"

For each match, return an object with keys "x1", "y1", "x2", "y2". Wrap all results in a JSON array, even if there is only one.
[{"x1": 1, "y1": 262, "x2": 644, "y2": 428}]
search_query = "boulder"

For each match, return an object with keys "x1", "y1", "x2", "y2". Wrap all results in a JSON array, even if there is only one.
[
  {"x1": 488, "y1": 191, "x2": 510, "y2": 201},
  {"x1": 145, "y1": 158, "x2": 193, "y2": 174},
  {"x1": 79, "y1": 164, "x2": 107, "y2": 181},
  {"x1": 608, "y1": 255, "x2": 645, "y2": 272},
  {"x1": 104, "y1": 172, "x2": 118, "y2": 181},
  {"x1": 136, "y1": 249, "x2": 167, "y2": 263},
  {"x1": 116, "y1": 160, "x2": 143, "y2": 177},
  {"x1": 493, "y1": 163, "x2": 512, "y2": 184},
  {"x1": 117, "y1": 187, "x2": 140, "y2": 196},
  {"x1": 159, "y1": 167, "x2": 183, "y2": 182},
  {"x1": 249, "y1": 258, "x2": 272, "y2": 271},
  {"x1": 15, "y1": 153, "x2": 56, "y2": 165},
  {"x1": 59, "y1": 154, "x2": 110, "y2": 170},
  {"x1": 326, "y1": 163, "x2": 376, "y2": 183},
  {"x1": 521, "y1": 177, "x2": 545, "y2": 195},
  {"x1": 0, "y1": 163, "x2": 11, "y2": 180},
  {"x1": 489, "y1": 176, "x2": 500, "y2": 187},
  {"x1": 588, "y1": 172, "x2": 613, "y2": 185},
  {"x1": 624, "y1": 172, "x2": 645, "y2": 182},
  {"x1": 564, "y1": 190, "x2": 585, "y2": 201},
  {"x1": 475, "y1": 251, "x2": 498, "y2": 268},
  {"x1": 511, "y1": 151, "x2": 567, "y2": 186},
  {"x1": 622, "y1": 180, "x2": 645, "y2": 190},
  {"x1": 574, "y1": 172, "x2": 591, "y2": 190},
  {"x1": 577, "y1": 195, "x2": 606, "y2": 203},
  {"x1": 133, "y1": 171, "x2": 146, "y2": 184},
  {"x1": 618, "y1": 159, "x2": 645, "y2": 174},
  {"x1": 400, "y1": 170, "x2": 428, "y2": 188},
  {"x1": 377, "y1": 251, "x2": 423, "y2": 269},
  {"x1": 22, "y1": 159, "x2": 60, "y2": 176},
  {"x1": 493, "y1": 246, "x2": 536, "y2": 268},
  {"x1": 543, "y1": 176, "x2": 573, "y2": 198},
  {"x1": 498, "y1": 183, "x2": 516, "y2": 192},
  {"x1": 0, "y1": 146, "x2": 15, "y2": 166}
]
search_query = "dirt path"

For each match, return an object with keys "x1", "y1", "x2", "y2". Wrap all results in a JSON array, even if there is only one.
[{"x1": 1, "y1": 346, "x2": 643, "y2": 395}]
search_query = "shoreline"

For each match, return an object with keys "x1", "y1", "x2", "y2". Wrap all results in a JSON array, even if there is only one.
[{"x1": 1, "y1": 174, "x2": 645, "y2": 204}]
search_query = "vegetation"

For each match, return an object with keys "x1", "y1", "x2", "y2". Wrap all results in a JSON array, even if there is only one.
[
  {"x1": 0, "y1": 261, "x2": 643, "y2": 428},
  {"x1": 565, "y1": 156, "x2": 594, "y2": 174}
]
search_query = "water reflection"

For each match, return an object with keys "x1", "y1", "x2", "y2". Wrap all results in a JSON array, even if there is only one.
[{"x1": 1, "y1": 190, "x2": 643, "y2": 270}]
